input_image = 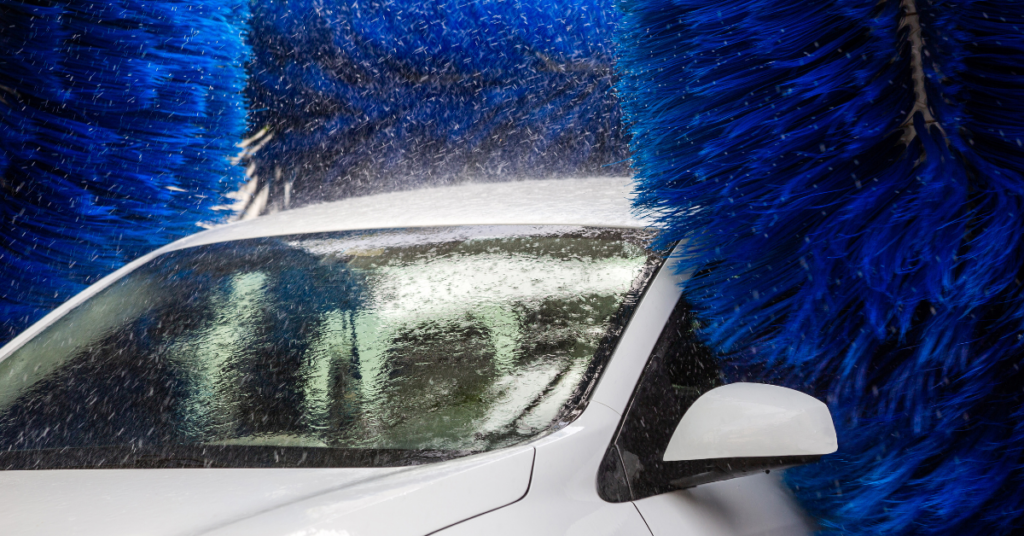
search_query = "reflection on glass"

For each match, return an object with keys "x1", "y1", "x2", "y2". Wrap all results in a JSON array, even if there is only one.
[{"x1": 0, "y1": 226, "x2": 657, "y2": 466}]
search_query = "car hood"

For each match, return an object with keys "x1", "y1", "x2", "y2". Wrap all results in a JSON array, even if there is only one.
[{"x1": 0, "y1": 446, "x2": 534, "y2": 536}]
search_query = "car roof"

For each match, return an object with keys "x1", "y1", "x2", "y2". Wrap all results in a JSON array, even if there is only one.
[
  {"x1": 168, "y1": 177, "x2": 649, "y2": 252},
  {"x1": 0, "y1": 178, "x2": 650, "y2": 357}
]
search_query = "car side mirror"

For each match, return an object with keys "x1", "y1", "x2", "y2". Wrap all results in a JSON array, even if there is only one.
[{"x1": 663, "y1": 382, "x2": 837, "y2": 488}]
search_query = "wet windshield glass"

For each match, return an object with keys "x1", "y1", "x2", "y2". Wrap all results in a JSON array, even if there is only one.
[{"x1": 0, "y1": 226, "x2": 659, "y2": 469}]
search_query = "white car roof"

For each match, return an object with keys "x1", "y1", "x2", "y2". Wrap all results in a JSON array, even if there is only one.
[
  {"x1": 170, "y1": 177, "x2": 649, "y2": 252},
  {"x1": 0, "y1": 177, "x2": 650, "y2": 357}
]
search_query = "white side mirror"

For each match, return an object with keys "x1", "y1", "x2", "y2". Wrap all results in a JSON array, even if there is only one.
[{"x1": 664, "y1": 382, "x2": 837, "y2": 462}]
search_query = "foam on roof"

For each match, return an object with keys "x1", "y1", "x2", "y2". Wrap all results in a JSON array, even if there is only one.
[{"x1": 170, "y1": 177, "x2": 650, "y2": 251}]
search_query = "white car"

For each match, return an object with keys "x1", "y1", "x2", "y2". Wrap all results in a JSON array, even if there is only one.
[{"x1": 0, "y1": 178, "x2": 836, "y2": 536}]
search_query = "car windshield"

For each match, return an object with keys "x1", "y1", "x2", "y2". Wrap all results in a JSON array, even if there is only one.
[{"x1": 0, "y1": 226, "x2": 660, "y2": 469}]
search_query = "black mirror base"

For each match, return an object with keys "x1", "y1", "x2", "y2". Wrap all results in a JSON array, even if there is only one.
[{"x1": 668, "y1": 455, "x2": 822, "y2": 490}]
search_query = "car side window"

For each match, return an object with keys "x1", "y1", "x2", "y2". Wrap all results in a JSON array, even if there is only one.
[{"x1": 598, "y1": 296, "x2": 723, "y2": 502}]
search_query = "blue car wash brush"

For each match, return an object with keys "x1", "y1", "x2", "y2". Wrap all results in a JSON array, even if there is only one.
[
  {"x1": 616, "y1": 0, "x2": 1024, "y2": 534},
  {"x1": 0, "y1": 0, "x2": 249, "y2": 345},
  {"x1": 245, "y1": 0, "x2": 626, "y2": 209}
]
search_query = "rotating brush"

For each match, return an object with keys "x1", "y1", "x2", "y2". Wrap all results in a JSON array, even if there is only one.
[
  {"x1": 0, "y1": 0, "x2": 249, "y2": 345},
  {"x1": 616, "y1": 0, "x2": 1024, "y2": 534},
  {"x1": 246, "y1": 0, "x2": 627, "y2": 209}
]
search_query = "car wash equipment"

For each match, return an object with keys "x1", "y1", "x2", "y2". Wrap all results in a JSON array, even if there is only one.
[
  {"x1": 616, "y1": 1, "x2": 1024, "y2": 534},
  {"x1": 245, "y1": 0, "x2": 627, "y2": 209},
  {"x1": 0, "y1": 0, "x2": 249, "y2": 344}
]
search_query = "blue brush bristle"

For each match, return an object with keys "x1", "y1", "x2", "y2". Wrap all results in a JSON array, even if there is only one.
[
  {"x1": 617, "y1": 0, "x2": 1024, "y2": 534},
  {"x1": 247, "y1": 0, "x2": 627, "y2": 205},
  {"x1": 0, "y1": 0, "x2": 249, "y2": 344}
]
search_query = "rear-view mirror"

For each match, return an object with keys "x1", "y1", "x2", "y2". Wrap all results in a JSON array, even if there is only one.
[{"x1": 663, "y1": 383, "x2": 837, "y2": 488}]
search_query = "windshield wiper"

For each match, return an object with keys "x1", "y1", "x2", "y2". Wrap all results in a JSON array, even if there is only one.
[
  {"x1": 129, "y1": 454, "x2": 210, "y2": 468},
  {"x1": 0, "y1": 445, "x2": 479, "y2": 470}
]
